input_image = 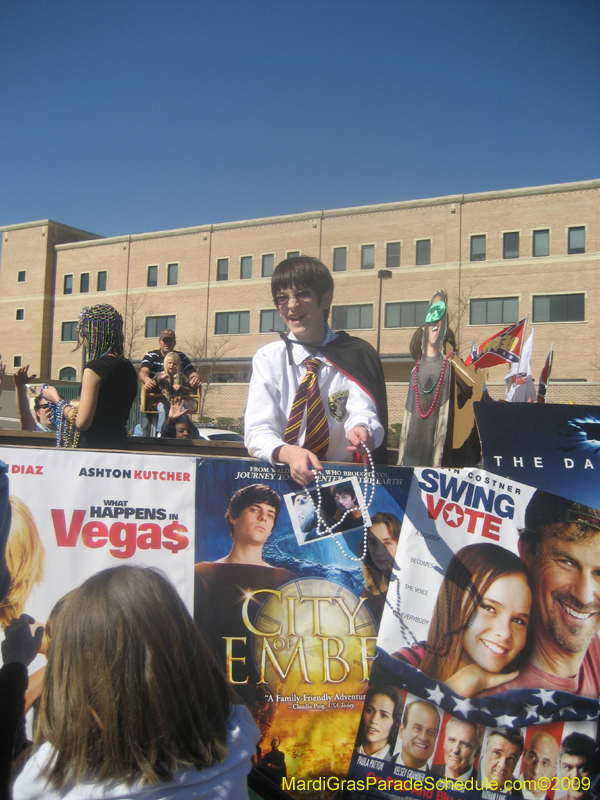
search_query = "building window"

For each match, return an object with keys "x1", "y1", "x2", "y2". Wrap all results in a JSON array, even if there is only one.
[
  {"x1": 332, "y1": 304, "x2": 373, "y2": 330},
  {"x1": 59, "y1": 367, "x2": 77, "y2": 381},
  {"x1": 470, "y1": 235, "x2": 486, "y2": 262},
  {"x1": 533, "y1": 229, "x2": 550, "y2": 257},
  {"x1": 64, "y1": 274, "x2": 73, "y2": 294},
  {"x1": 533, "y1": 294, "x2": 584, "y2": 323},
  {"x1": 145, "y1": 315, "x2": 176, "y2": 338},
  {"x1": 333, "y1": 247, "x2": 347, "y2": 272},
  {"x1": 287, "y1": 251, "x2": 300, "y2": 259},
  {"x1": 147, "y1": 265, "x2": 158, "y2": 287},
  {"x1": 240, "y1": 256, "x2": 252, "y2": 280},
  {"x1": 262, "y1": 254, "x2": 275, "y2": 277},
  {"x1": 13, "y1": 356, "x2": 22, "y2": 368},
  {"x1": 470, "y1": 297, "x2": 518, "y2": 325},
  {"x1": 503, "y1": 232, "x2": 519, "y2": 259},
  {"x1": 568, "y1": 227, "x2": 585, "y2": 255},
  {"x1": 386, "y1": 242, "x2": 401, "y2": 268},
  {"x1": 215, "y1": 311, "x2": 250, "y2": 335},
  {"x1": 15, "y1": 308, "x2": 24, "y2": 321},
  {"x1": 17, "y1": 270, "x2": 26, "y2": 283},
  {"x1": 167, "y1": 263, "x2": 178, "y2": 285},
  {"x1": 361, "y1": 244, "x2": 375, "y2": 270},
  {"x1": 61, "y1": 321, "x2": 78, "y2": 341},
  {"x1": 260, "y1": 310, "x2": 287, "y2": 333},
  {"x1": 80, "y1": 273, "x2": 90, "y2": 293},
  {"x1": 97, "y1": 271, "x2": 107, "y2": 291},
  {"x1": 416, "y1": 240, "x2": 431, "y2": 265},
  {"x1": 217, "y1": 258, "x2": 229, "y2": 281},
  {"x1": 385, "y1": 301, "x2": 429, "y2": 328}
]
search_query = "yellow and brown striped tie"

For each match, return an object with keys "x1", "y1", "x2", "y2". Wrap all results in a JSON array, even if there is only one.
[{"x1": 284, "y1": 358, "x2": 329, "y2": 460}]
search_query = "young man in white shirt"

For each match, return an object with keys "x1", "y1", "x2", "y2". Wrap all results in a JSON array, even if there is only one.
[{"x1": 245, "y1": 257, "x2": 387, "y2": 485}]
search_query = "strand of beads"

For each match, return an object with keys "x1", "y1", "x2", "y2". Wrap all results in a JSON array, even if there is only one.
[
  {"x1": 414, "y1": 354, "x2": 453, "y2": 420},
  {"x1": 303, "y1": 442, "x2": 377, "y2": 562},
  {"x1": 42, "y1": 385, "x2": 79, "y2": 448}
]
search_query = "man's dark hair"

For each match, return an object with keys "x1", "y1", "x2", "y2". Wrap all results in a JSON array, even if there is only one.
[
  {"x1": 225, "y1": 484, "x2": 281, "y2": 536},
  {"x1": 560, "y1": 732, "x2": 595, "y2": 770},
  {"x1": 488, "y1": 727, "x2": 524, "y2": 758},
  {"x1": 331, "y1": 481, "x2": 357, "y2": 501},
  {"x1": 33, "y1": 393, "x2": 46, "y2": 413},
  {"x1": 519, "y1": 490, "x2": 600, "y2": 556},
  {"x1": 271, "y1": 257, "x2": 334, "y2": 323}
]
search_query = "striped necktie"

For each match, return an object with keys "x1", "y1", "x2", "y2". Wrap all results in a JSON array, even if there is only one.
[{"x1": 284, "y1": 358, "x2": 329, "y2": 460}]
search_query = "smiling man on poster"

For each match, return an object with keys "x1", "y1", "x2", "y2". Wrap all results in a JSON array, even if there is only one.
[{"x1": 483, "y1": 490, "x2": 600, "y2": 699}]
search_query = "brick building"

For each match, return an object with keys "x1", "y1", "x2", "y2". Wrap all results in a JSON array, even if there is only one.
[{"x1": 1, "y1": 178, "x2": 598, "y2": 423}]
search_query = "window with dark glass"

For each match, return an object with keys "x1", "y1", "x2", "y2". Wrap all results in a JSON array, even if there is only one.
[
  {"x1": 215, "y1": 311, "x2": 250, "y2": 335},
  {"x1": 385, "y1": 301, "x2": 429, "y2": 328},
  {"x1": 147, "y1": 265, "x2": 158, "y2": 287},
  {"x1": 97, "y1": 271, "x2": 107, "y2": 291},
  {"x1": 361, "y1": 245, "x2": 375, "y2": 270},
  {"x1": 532, "y1": 294, "x2": 584, "y2": 323},
  {"x1": 262, "y1": 254, "x2": 275, "y2": 277},
  {"x1": 503, "y1": 232, "x2": 519, "y2": 259},
  {"x1": 64, "y1": 274, "x2": 73, "y2": 294},
  {"x1": 13, "y1": 356, "x2": 22, "y2": 368},
  {"x1": 145, "y1": 315, "x2": 176, "y2": 337},
  {"x1": 386, "y1": 242, "x2": 401, "y2": 268},
  {"x1": 16, "y1": 308, "x2": 24, "y2": 321},
  {"x1": 167, "y1": 263, "x2": 178, "y2": 285},
  {"x1": 333, "y1": 247, "x2": 347, "y2": 272},
  {"x1": 416, "y1": 240, "x2": 431, "y2": 265},
  {"x1": 533, "y1": 229, "x2": 549, "y2": 257},
  {"x1": 287, "y1": 251, "x2": 300, "y2": 259},
  {"x1": 332, "y1": 304, "x2": 373, "y2": 330},
  {"x1": 80, "y1": 273, "x2": 89, "y2": 293},
  {"x1": 59, "y1": 367, "x2": 77, "y2": 381},
  {"x1": 470, "y1": 235, "x2": 486, "y2": 262},
  {"x1": 260, "y1": 310, "x2": 287, "y2": 333},
  {"x1": 61, "y1": 321, "x2": 78, "y2": 341},
  {"x1": 470, "y1": 297, "x2": 518, "y2": 325},
  {"x1": 217, "y1": 258, "x2": 229, "y2": 281},
  {"x1": 240, "y1": 256, "x2": 252, "y2": 279},
  {"x1": 17, "y1": 271, "x2": 26, "y2": 283},
  {"x1": 568, "y1": 227, "x2": 585, "y2": 255}
]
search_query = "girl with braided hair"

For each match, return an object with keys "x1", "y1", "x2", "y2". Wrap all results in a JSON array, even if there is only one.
[{"x1": 41, "y1": 304, "x2": 137, "y2": 449}]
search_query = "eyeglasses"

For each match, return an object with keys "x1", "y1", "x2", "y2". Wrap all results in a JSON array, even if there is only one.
[
  {"x1": 275, "y1": 289, "x2": 313, "y2": 307},
  {"x1": 38, "y1": 403, "x2": 50, "y2": 410}
]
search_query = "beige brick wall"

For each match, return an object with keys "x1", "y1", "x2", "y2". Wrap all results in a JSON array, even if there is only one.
[{"x1": 2, "y1": 180, "x2": 599, "y2": 390}]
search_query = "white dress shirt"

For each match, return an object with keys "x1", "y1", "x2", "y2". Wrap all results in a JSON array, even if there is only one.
[{"x1": 245, "y1": 327, "x2": 384, "y2": 465}]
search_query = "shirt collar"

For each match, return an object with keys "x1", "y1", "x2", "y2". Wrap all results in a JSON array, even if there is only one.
[{"x1": 287, "y1": 326, "x2": 337, "y2": 365}]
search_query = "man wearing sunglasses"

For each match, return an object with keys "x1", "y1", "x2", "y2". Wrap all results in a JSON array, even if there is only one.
[
  {"x1": 245, "y1": 256, "x2": 387, "y2": 485},
  {"x1": 13, "y1": 365, "x2": 56, "y2": 432}
]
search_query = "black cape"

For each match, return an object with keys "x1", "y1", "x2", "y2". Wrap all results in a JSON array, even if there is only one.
[{"x1": 280, "y1": 332, "x2": 389, "y2": 464}]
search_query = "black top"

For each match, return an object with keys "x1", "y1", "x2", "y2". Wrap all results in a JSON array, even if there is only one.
[
  {"x1": 78, "y1": 355, "x2": 138, "y2": 449},
  {"x1": 140, "y1": 349, "x2": 195, "y2": 377}
]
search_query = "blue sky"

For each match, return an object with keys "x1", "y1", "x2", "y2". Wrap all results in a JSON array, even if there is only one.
[{"x1": 1, "y1": 0, "x2": 599, "y2": 238}]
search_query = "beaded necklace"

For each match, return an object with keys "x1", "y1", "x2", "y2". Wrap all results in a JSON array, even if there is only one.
[
  {"x1": 43, "y1": 385, "x2": 80, "y2": 448},
  {"x1": 413, "y1": 354, "x2": 453, "y2": 420},
  {"x1": 302, "y1": 443, "x2": 376, "y2": 562}
]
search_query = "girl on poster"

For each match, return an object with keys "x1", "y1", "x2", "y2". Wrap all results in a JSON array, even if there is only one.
[{"x1": 394, "y1": 543, "x2": 533, "y2": 697}]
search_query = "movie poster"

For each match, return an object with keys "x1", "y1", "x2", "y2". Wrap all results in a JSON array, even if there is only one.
[
  {"x1": 0, "y1": 447, "x2": 196, "y2": 667},
  {"x1": 193, "y1": 456, "x2": 412, "y2": 797},
  {"x1": 343, "y1": 467, "x2": 600, "y2": 800}
]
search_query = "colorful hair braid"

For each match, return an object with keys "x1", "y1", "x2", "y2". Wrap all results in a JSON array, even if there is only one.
[{"x1": 76, "y1": 304, "x2": 124, "y2": 361}]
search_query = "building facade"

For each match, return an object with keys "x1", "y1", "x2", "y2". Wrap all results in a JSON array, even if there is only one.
[{"x1": 1, "y1": 178, "x2": 598, "y2": 422}]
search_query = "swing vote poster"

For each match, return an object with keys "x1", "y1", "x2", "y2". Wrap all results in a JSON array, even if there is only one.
[
  {"x1": 193, "y1": 456, "x2": 412, "y2": 797},
  {"x1": 343, "y1": 466, "x2": 600, "y2": 800}
]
